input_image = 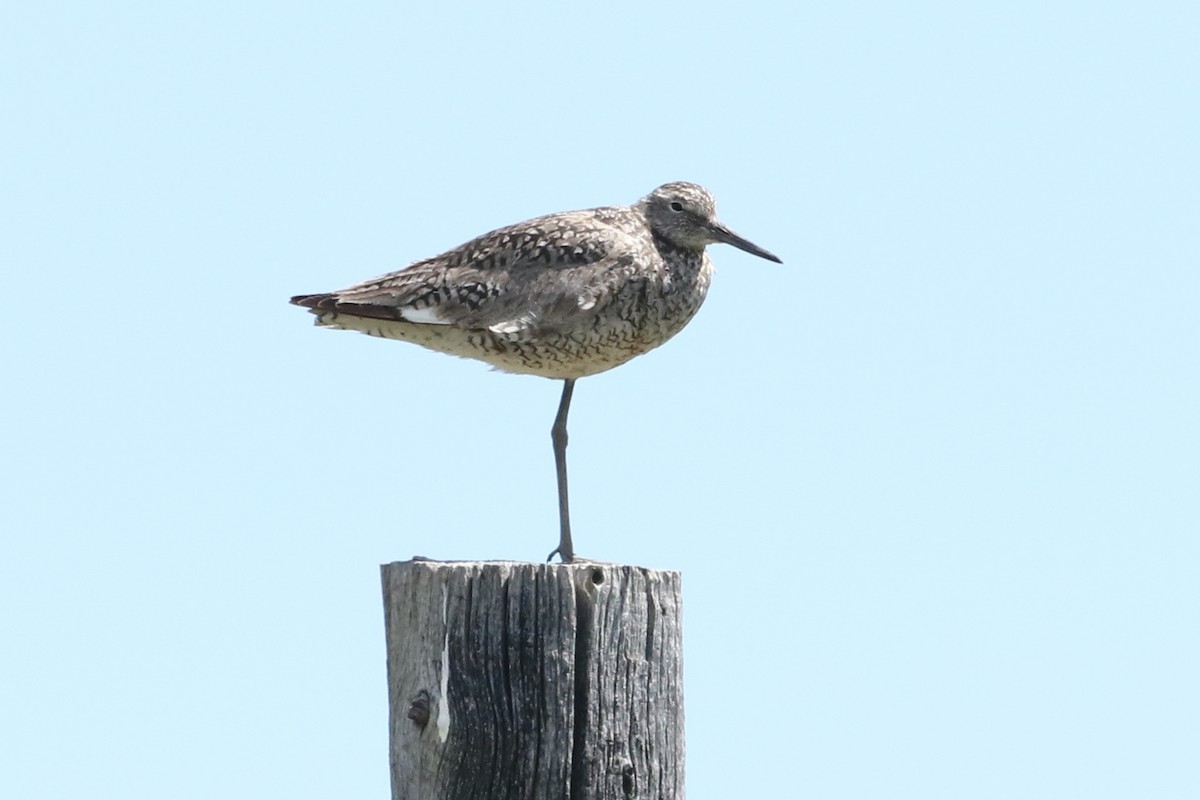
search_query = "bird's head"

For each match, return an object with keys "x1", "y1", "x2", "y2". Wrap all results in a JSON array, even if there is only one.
[{"x1": 641, "y1": 182, "x2": 782, "y2": 263}]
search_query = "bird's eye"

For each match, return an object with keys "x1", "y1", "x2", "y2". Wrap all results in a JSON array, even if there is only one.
[{"x1": 669, "y1": 201, "x2": 684, "y2": 212}]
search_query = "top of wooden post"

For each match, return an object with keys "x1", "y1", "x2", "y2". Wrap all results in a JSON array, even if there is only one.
[{"x1": 381, "y1": 558, "x2": 685, "y2": 799}]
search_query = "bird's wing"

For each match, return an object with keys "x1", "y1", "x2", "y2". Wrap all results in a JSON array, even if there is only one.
[{"x1": 291, "y1": 212, "x2": 649, "y2": 340}]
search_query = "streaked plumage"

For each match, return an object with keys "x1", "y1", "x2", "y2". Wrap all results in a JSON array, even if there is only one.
[{"x1": 291, "y1": 182, "x2": 781, "y2": 560}]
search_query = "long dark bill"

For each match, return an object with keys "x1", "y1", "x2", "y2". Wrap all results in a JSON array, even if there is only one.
[{"x1": 707, "y1": 221, "x2": 783, "y2": 264}]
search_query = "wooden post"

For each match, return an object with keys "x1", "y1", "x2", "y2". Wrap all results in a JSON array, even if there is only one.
[{"x1": 381, "y1": 560, "x2": 685, "y2": 800}]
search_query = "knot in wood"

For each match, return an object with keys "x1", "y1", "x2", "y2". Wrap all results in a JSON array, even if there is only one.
[
  {"x1": 406, "y1": 689, "x2": 432, "y2": 731},
  {"x1": 621, "y1": 761, "x2": 636, "y2": 797}
]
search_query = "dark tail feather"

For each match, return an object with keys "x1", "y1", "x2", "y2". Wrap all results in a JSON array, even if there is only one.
[
  {"x1": 289, "y1": 293, "x2": 404, "y2": 322},
  {"x1": 290, "y1": 293, "x2": 334, "y2": 309}
]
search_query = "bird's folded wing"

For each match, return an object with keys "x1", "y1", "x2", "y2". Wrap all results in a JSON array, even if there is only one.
[{"x1": 293, "y1": 220, "x2": 645, "y2": 339}]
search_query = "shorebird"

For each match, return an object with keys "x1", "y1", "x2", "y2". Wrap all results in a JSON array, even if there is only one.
[{"x1": 291, "y1": 182, "x2": 781, "y2": 562}]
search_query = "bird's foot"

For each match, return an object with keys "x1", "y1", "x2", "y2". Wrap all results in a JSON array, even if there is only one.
[
  {"x1": 545, "y1": 548, "x2": 620, "y2": 566},
  {"x1": 546, "y1": 546, "x2": 575, "y2": 564}
]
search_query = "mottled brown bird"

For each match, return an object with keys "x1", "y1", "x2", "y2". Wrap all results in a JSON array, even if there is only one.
[{"x1": 291, "y1": 182, "x2": 781, "y2": 562}]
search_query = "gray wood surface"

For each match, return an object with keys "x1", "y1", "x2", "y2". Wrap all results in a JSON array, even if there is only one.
[{"x1": 381, "y1": 560, "x2": 684, "y2": 800}]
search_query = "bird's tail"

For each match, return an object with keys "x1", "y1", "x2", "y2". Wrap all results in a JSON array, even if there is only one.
[{"x1": 289, "y1": 293, "x2": 332, "y2": 309}]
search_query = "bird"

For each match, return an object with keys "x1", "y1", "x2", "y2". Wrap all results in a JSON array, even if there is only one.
[{"x1": 290, "y1": 182, "x2": 781, "y2": 562}]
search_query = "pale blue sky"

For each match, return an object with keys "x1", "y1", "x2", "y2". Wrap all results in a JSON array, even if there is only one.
[{"x1": 3, "y1": 2, "x2": 1197, "y2": 798}]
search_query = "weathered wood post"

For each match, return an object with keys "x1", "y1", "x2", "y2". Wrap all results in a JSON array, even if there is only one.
[{"x1": 381, "y1": 560, "x2": 684, "y2": 799}]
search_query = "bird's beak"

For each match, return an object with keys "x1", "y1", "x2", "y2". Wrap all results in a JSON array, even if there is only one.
[{"x1": 706, "y1": 221, "x2": 783, "y2": 263}]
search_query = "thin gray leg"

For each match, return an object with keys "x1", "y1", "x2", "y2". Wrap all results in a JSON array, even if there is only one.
[{"x1": 547, "y1": 379, "x2": 576, "y2": 563}]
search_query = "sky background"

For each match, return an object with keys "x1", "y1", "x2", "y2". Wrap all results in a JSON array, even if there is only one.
[{"x1": 3, "y1": 1, "x2": 1198, "y2": 798}]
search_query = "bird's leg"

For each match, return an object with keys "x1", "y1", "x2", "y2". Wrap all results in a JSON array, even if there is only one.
[{"x1": 547, "y1": 379, "x2": 576, "y2": 563}]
